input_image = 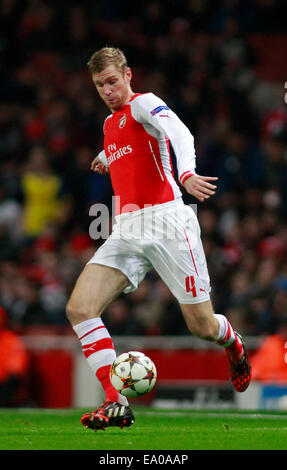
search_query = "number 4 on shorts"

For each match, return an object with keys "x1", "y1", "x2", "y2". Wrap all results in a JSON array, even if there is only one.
[{"x1": 185, "y1": 275, "x2": 197, "y2": 297}]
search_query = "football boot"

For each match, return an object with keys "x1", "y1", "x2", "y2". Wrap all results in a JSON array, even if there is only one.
[
  {"x1": 81, "y1": 400, "x2": 135, "y2": 431},
  {"x1": 226, "y1": 332, "x2": 252, "y2": 392}
]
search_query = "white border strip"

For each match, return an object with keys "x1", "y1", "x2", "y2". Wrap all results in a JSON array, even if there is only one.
[{"x1": 149, "y1": 140, "x2": 165, "y2": 181}]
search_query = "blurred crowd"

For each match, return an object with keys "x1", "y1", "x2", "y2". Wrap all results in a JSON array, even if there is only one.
[{"x1": 0, "y1": 0, "x2": 286, "y2": 338}]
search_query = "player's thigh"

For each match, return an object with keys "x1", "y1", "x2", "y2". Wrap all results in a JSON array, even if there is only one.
[
  {"x1": 144, "y1": 204, "x2": 210, "y2": 305},
  {"x1": 66, "y1": 263, "x2": 129, "y2": 325},
  {"x1": 180, "y1": 300, "x2": 218, "y2": 340}
]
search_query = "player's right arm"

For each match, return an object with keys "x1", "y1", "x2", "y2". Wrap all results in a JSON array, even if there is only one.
[
  {"x1": 91, "y1": 150, "x2": 109, "y2": 174},
  {"x1": 91, "y1": 115, "x2": 111, "y2": 175}
]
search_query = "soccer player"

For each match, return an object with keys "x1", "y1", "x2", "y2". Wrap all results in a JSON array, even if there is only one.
[{"x1": 66, "y1": 47, "x2": 251, "y2": 431}]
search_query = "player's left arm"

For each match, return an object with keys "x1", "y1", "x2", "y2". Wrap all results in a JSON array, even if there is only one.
[
  {"x1": 182, "y1": 174, "x2": 218, "y2": 202},
  {"x1": 134, "y1": 93, "x2": 218, "y2": 202}
]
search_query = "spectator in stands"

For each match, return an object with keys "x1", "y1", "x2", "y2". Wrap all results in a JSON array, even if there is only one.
[
  {"x1": 21, "y1": 146, "x2": 71, "y2": 239},
  {"x1": 0, "y1": 306, "x2": 29, "y2": 406},
  {"x1": 252, "y1": 317, "x2": 287, "y2": 384}
]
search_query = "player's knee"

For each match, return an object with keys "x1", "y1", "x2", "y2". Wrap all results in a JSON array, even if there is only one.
[
  {"x1": 181, "y1": 301, "x2": 218, "y2": 341},
  {"x1": 66, "y1": 300, "x2": 79, "y2": 323},
  {"x1": 66, "y1": 299, "x2": 97, "y2": 324}
]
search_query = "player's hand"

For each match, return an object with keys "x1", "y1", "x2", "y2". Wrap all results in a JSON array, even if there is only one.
[
  {"x1": 91, "y1": 155, "x2": 109, "y2": 174},
  {"x1": 183, "y1": 174, "x2": 218, "y2": 202}
]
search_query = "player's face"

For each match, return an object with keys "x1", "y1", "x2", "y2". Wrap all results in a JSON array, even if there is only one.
[{"x1": 92, "y1": 64, "x2": 133, "y2": 111}]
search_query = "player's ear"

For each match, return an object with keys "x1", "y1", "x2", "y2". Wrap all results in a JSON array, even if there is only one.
[{"x1": 125, "y1": 67, "x2": 132, "y2": 82}]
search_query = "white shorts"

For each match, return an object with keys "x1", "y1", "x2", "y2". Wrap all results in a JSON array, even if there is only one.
[{"x1": 87, "y1": 199, "x2": 211, "y2": 304}]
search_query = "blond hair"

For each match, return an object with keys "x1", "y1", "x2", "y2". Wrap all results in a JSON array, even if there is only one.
[{"x1": 87, "y1": 47, "x2": 128, "y2": 75}]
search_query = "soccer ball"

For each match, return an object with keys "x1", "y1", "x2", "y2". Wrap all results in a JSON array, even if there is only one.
[{"x1": 110, "y1": 351, "x2": 157, "y2": 398}]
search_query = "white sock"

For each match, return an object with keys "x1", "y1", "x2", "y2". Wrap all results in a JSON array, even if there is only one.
[
  {"x1": 73, "y1": 318, "x2": 128, "y2": 406},
  {"x1": 73, "y1": 317, "x2": 115, "y2": 371},
  {"x1": 214, "y1": 313, "x2": 236, "y2": 347}
]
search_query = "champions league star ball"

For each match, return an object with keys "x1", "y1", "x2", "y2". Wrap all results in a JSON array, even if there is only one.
[{"x1": 110, "y1": 351, "x2": 157, "y2": 398}]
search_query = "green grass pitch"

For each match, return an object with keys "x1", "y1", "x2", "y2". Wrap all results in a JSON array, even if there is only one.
[{"x1": 0, "y1": 407, "x2": 286, "y2": 450}]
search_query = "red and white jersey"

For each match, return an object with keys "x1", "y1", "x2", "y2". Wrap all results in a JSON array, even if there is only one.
[{"x1": 98, "y1": 92, "x2": 196, "y2": 215}]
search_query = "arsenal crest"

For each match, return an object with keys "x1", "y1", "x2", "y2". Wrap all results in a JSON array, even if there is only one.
[{"x1": 119, "y1": 114, "x2": 126, "y2": 128}]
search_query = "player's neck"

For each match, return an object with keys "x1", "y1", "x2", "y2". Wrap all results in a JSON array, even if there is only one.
[
  {"x1": 111, "y1": 89, "x2": 135, "y2": 113},
  {"x1": 127, "y1": 90, "x2": 136, "y2": 103}
]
